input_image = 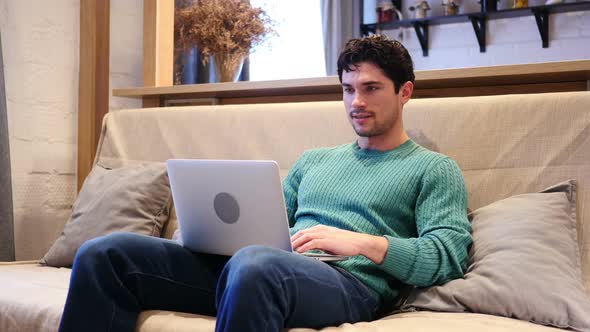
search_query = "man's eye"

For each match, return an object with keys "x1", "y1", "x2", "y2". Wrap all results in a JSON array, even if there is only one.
[
  {"x1": 367, "y1": 86, "x2": 378, "y2": 91},
  {"x1": 343, "y1": 88, "x2": 354, "y2": 93}
]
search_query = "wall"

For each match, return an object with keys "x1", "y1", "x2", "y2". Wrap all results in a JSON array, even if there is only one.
[
  {"x1": 365, "y1": 0, "x2": 590, "y2": 70},
  {"x1": 0, "y1": 0, "x2": 142, "y2": 260},
  {"x1": 0, "y1": 0, "x2": 79, "y2": 260}
]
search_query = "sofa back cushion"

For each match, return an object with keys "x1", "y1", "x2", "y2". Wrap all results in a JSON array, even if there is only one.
[
  {"x1": 403, "y1": 91, "x2": 590, "y2": 292},
  {"x1": 96, "y1": 91, "x2": 590, "y2": 291}
]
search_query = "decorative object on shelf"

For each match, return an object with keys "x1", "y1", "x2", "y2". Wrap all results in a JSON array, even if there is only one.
[
  {"x1": 175, "y1": 0, "x2": 274, "y2": 83},
  {"x1": 409, "y1": 0, "x2": 431, "y2": 19},
  {"x1": 377, "y1": 0, "x2": 403, "y2": 23},
  {"x1": 545, "y1": 0, "x2": 563, "y2": 4},
  {"x1": 360, "y1": 0, "x2": 590, "y2": 56},
  {"x1": 479, "y1": 0, "x2": 498, "y2": 13},
  {"x1": 442, "y1": 0, "x2": 460, "y2": 15},
  {"x1": 212, "y1": 53, "x2": 245, "y2": 83},
  {"x1": 513, "y1": 0, "x2": 528, "y2": 8}
]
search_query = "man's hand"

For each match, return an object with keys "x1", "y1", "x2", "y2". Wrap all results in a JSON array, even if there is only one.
[{"x1": 291, "y1": 225, "x2": 389, "y2": 264}]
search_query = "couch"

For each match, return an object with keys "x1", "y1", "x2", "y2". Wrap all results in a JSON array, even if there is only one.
[{"x1": 1, "y1": 91, "x2": 589, "y2": 331}]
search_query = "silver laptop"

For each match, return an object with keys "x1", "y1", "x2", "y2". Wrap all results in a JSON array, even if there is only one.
[{"x1": 166, "y1": 159, "x2": 348, "y2": 262}]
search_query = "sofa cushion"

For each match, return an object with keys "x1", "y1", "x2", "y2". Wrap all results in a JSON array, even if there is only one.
[
  {"x1": 401, "y1": 180, "x2": 590, "y2": 331},
  {"x1": 0, "y1": 262, "x2": 70, "y2": 332},
  {"x1": 41, "y1": 162, "x2": 171, "y2": 267},
  {"x1": 135, "y1": 310, "x2": 563, "y2": 332},
  {"x1": 0, "y1": 262, "x2": 561, "y2": 332}
]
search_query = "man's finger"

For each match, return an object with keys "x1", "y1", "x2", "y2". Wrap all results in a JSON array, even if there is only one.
[
  {"x1": 296, "y1": 225, "x2": 326, "y2": 234},
  {"x1": 296, "y1": 239, "x2": 323, "y2": 253},
  {"x1": 291, "y1": 226, "x2": 327, "y2": 242},
  {"x1": 291, "y1": 231, "x2": 328, "y2": 250},
  {"x1": 292, "y1": 232, "x2": 316, "y2": 249}
]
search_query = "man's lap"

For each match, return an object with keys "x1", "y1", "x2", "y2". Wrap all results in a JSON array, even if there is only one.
[{"x1": 85, "y1": 232, "x2": 379, "y2": 326}]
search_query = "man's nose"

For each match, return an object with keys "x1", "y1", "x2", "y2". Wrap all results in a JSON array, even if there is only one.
[{"x1": 351, "y1": 93, "x2": 366, "y2": 109}]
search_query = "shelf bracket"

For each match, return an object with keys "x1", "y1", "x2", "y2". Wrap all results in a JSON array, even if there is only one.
[
  {"x1": 361, "y1": 24, "x2": 377, "y2": 36},
  {"x1": 413, "y1": 22, "x2": 429, "y2": 57},
  {"x1": 470, "y1": 16, "x2": 486, "y2": 53},
  {"x1": 532, "y1": 9, "x2": 549, "y2": 48}
]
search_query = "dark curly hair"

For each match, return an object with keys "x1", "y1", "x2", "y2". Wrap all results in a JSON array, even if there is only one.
[{"x1": 337, "y1": 35, "x2": 415, "y2": 94}]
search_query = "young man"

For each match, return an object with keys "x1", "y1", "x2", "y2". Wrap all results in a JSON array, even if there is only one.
[{"x1": 58, "y1": 35, "x2": 472, "y2": 332}]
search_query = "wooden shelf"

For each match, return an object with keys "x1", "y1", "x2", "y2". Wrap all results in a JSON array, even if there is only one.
[
  {"x1": 114, "y1": 76, "x2": 341, "y2": 99},
  {"x1": 112, "y1": 60, "x2": 590, "y2": 106},
  {"x1": 362, "y1": 1, "x2": 590, "y2": 56}
]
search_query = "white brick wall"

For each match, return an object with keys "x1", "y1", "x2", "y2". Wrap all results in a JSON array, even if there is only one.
[
  {"x1": 375, "y1": 1, "x2": 590, "y2": 69},
  {"x1": 0, "y1": 0, "x2": 142, "y2": 260},
  {"x1": 1, "y1": 0, "x2": 79, "y2": 260}
]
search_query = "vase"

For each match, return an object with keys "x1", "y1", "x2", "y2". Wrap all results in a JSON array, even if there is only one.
[
  {"x1": 513, "y1": 0, "x2": 528, "y2": 8},
  {"x1": 213, "y1": 53, "x2": 245, "y2": 83}
]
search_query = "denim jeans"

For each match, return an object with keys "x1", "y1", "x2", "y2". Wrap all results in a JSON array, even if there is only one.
[{"x1": 58, "y1": 232, "x2": 379, "y2": 332}]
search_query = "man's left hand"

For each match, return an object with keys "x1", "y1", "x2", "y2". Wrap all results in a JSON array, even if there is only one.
[{"x1": 291, "y1": 225, "x2": 388, "y2": 264}]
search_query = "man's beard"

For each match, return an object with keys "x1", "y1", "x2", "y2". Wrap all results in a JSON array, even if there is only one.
[
  {"x1": 354, "y1": 126, "x2": 388, "y2": 137},
  {"x1": 350, "y1": 111, "x2": 397, "y2": 137}
]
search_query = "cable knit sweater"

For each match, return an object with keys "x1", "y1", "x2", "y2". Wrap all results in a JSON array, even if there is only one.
[{"x1": 283, "y1": 139, "x2": 472, "y2": 305}]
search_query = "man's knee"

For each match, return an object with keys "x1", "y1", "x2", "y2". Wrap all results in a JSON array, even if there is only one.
[
  {"x1": 222, "y1": 245, "x2": 288, "y2": 286},
  {"x1": 74, "y1": 232, "x2": 140, "y2": 267},
  {"x1": 230, "y1": 245, "x2": 286, "y2": 268}
]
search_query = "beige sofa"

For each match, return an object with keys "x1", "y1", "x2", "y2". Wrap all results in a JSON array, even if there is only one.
[{"x1": 1, "y1": 91, "x2": 589, "y2": 331}]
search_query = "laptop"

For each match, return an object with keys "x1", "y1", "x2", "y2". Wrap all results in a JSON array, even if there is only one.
[{"x1": 166, "y1": 159, "x2": 349, "y2": 262}]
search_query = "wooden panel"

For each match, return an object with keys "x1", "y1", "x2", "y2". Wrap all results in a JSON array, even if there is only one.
[
  {"x1": 415, "y1": 61, "x2": 590, "y2": 89},
  {"x1": 113, "y1": 60, "x2": 590, "y2": 104},
  {"x1": 143, "y1": 0, "x2": 174, "y2": 87},
  {"x1": 138, "y1": 81, "x2": 586, "y2": 106},
  {"x1": 412, "y1": 81, "x2": 588, "y2": 98},
  {"x1": 193, "y1": 81, "x2": 587, "y2": 104},
  {"x1": 78, "y1": 0, "x2": 110, "y2": 190},
  {"x1": 116, "y1": 76, "x2": 342, "y2": 98},
  {"x1": 218, "y1": 93, "x2": 343, "y2": 105},
  {"x1": 142, "y1": 96, "x2": 162, "y2": 108}
]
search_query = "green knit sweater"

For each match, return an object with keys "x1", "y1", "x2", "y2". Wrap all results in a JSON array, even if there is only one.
[{"x1": 283, "y1": 139, "x2": 472, "y2": 306}]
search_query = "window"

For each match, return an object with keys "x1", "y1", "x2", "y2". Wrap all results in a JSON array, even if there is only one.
[{"x1": 248, "y1": 1, "x2": 326, "y2": 81}]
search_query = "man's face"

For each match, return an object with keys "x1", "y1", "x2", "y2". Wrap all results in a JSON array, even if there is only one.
[{"x1": 341, "y1": 62, "x2": 403, "y2": 139}]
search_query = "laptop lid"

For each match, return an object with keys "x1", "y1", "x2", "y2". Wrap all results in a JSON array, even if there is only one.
[{"x1": 166, "y1": 159, "x2": 293, "y2": 256}]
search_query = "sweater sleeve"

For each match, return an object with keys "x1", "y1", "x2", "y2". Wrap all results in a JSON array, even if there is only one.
[
  {"x1": 282, "y1": 152, "x2": 308, "y2": 228},
  {"x1": 378, "y1": 158, "x2": 472, "y2": 287}
]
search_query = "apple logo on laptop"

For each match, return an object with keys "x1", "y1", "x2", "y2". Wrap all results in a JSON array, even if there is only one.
[{"x1": 214, "y1": 192, "x2": 240, "y2": 224}]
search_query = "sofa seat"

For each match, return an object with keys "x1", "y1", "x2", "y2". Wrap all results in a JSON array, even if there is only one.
[
  {"x1": 137, "y1": 310, "x2": 563, "y2": 332},
  {"x1": 0, "y1": 262, "x2": 563, "y2": 332},
  {"x1": 0, "y1": 262, "x2": 69, "y2": 332}
]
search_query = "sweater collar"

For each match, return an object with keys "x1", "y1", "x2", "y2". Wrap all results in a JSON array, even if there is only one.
[{"x1": 351, "y1": 139, "x2": 418, "y2": 158}]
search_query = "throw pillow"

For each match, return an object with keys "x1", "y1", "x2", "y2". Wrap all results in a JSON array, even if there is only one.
[
  {"x1": 41, "y1": 162, "x2": 171, "y2": 267},
  {"x1": 401, "y1": 180, "x2": 590, "y2": 331}
]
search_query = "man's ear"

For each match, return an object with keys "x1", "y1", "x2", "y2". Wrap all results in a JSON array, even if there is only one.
[{"x1": 400, "y1": 81, "x2": 414, "y2": 104}]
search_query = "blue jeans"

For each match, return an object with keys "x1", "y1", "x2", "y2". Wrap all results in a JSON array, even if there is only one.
[{"x1": 58, "y1": 232, "x2": 379, "y2": 332}]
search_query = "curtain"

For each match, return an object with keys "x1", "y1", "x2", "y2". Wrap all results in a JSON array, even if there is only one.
[
  {"x1": 321, "y1": 0, "x2": 362, "y2": 76},
  {"x1": 0, "y1": 31, "x2": 15, "y2": 261}
]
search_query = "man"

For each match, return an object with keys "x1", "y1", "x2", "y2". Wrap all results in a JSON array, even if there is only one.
[{"x1": 58, "y1": 35, "x2": 472, "y2": 332}]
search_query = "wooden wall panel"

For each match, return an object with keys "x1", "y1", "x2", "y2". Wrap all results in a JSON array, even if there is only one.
[
  {"x1": 78, "y1": 0, "x2": 110, "y2": 190},
  {"x1": 143, "y1": 0, "x2": 174, "y2": 88}
]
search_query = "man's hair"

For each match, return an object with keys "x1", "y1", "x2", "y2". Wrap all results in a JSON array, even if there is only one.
[{"x1": 337, "y1": 35, "x2": 415, "y2": 94}]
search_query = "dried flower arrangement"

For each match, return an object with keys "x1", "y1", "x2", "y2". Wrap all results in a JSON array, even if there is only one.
[{"x1": 175, "y1": 0, "x2": 275, "y2": 82}]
